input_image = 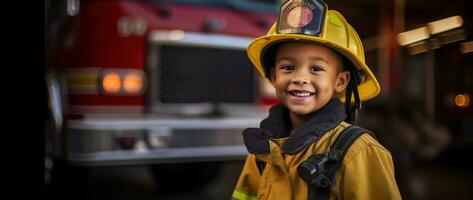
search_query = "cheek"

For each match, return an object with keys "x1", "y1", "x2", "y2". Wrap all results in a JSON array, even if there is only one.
[
  {"x1": 316, "y1": 77, "x2": 337, "y2": 94},
  {"x1": 274, "y1": 82, "x2": 287, "y2": 98},
  {"x1": 273, "y1": 76, "x2": 288, "y2": 92}
]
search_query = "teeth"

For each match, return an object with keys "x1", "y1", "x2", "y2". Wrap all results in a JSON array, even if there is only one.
[{"x1": 293, "y1": 92, "x2": 311, "y2": 97}]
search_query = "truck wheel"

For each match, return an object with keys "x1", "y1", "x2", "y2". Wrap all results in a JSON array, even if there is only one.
[{"x1": 150, "y1": 161, "x2": 222, "y2": 193}]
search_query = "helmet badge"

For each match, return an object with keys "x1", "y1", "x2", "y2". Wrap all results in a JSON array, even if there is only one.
[
  {"x1": 277, "y1": 0, "x2": 327, "y2": 36},
  {"x1": 287, "y1": 5, "x2": 313, "y2": 28}
]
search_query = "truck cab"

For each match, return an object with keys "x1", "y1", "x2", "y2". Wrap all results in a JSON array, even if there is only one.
[{"x1": 45, "y1": 0, "x2": 279, "y2": 188}]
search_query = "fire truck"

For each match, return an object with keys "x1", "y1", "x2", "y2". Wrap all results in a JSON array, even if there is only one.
[{"x1": 44, "y1": 0, "x2": 278, "y2": 188}]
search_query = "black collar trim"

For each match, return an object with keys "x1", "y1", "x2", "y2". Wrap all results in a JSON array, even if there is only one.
[{"x1": 242, "y1": 98, "x2": 346, "y2": 154}]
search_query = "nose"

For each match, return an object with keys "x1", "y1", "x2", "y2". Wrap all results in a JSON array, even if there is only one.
[{"x1": 291, "y1": 74, "x2": 311, "y2": 85}]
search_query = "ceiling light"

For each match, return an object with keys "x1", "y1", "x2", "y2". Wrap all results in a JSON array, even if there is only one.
[
  {"x1": 427, "y1": 16, "x2": 463, "y2": 35},
  {"x1": 397, "y1": 27, "x2": 429, "y2": 46}
]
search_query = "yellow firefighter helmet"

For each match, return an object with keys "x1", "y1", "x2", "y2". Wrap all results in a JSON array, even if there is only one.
[{"x1": 247, "y1": 0, "x2": 380, "y2": 102}]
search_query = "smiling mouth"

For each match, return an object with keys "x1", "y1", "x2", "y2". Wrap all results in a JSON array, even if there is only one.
[{"x1": 288, "y1": 90, "x2": 315, "y2": 97}]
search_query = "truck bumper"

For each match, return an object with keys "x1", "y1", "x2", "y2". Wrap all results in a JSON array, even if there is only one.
[{"x1": 65, "y1": 116, "x2": 262, "y2": 166}]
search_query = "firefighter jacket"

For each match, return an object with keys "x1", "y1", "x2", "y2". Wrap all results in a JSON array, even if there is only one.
[{"x1": 232, "y1": 98, "x2": 402, "y2": 200}]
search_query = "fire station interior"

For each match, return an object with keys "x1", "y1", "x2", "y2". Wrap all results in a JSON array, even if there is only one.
[{"x1": 45, "y1": 0, "x2": 473, "y2": 199}]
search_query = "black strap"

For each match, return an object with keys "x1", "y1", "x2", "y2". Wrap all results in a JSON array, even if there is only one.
[
  {"x1": 345, "y1": 69, "x2": 362, "y2": 125},
  {"x1": 307, "y1": 125, "x2": 376, "y2": 200},
  {"x1": 331, "y1": 125, "x2": 376, "y2": 159}
]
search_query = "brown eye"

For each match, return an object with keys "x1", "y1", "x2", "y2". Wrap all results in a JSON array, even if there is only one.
[
  {"x1": 310, "y1": 66, "x2": 324, "y2": 73},
  {"x1": 280, "y1": 65, "x2": 294, "y2": 72}
]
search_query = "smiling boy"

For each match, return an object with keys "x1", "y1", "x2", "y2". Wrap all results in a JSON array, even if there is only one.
[
  {"x1": 272, "y1": 42, "x2": 349, "y2": 132},
  {"x1": 232, "y1": 0, "x2": 401, "y2": 200}
]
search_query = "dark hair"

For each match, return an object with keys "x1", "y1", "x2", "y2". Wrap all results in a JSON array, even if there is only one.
[{"x1": 261, "y1": 42, "x2": 282, "y2": 79}]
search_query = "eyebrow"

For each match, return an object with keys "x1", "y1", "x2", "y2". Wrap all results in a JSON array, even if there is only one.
[
  {"x1": 276, "y1": 57, "x2": 294, "y2": 62},
  {"x1": 309, "y1": 56, "x2": 330, "y2": 65},
  {"x1": 276, "y1": 56, "x2": 330, "y2": 65}
]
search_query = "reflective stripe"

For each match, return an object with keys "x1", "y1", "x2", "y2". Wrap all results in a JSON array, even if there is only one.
[{"x1": 232, "y1": 189, "x2": 256, "y2": 200}]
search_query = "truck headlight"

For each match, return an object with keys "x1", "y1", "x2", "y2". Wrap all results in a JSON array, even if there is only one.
[
  {"x1": 102, "y1": 72, "x2": 122, "y2": 93},
  {"x1": 100, "y1": 69, "x2": 145, "y2": 96},
  {"x1": 123, "y1": 72, "x2": 144, "y2": 94}
]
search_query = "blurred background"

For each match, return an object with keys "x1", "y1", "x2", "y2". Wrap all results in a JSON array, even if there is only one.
[{"x1": 44, "y1": 0, "x2": 473, "y2": 199}]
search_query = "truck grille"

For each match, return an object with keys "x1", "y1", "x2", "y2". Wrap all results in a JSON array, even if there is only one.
[{"x1": 157, "y1": 45, "x2": 255, "y2": 103}]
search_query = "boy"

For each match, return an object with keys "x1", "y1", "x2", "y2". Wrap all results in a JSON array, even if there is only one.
[{"x1": 232, "y1": 0, "x2": 402, "y2": 199}]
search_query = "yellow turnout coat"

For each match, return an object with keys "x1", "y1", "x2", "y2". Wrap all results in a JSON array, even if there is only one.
[{"x1": 233, "y1": 98, "x2": 401, "y2": 200}]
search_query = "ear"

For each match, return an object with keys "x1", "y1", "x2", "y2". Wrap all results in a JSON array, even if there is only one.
[{"x1": 335, "y1": 71, "x2": 350, "y2": 93}]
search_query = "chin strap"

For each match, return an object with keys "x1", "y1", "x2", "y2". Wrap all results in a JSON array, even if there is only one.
[{"x1": 344, "y1": 68, "x2": 362, "y2": 125}]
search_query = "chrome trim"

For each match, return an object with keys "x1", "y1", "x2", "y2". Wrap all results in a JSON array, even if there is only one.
[
  {"x1": 148, "y1": 30, "x2": 254, "y2": 49},
  {"x1": 46, "y1": 71, "x2": 65, "y2": 158},
  {"x1": 68, "y1": 145, "x2": 247, "y2": 166},
  {"x1": 68, "y1": 116, "x2": 261, "y2": 130},
  {"x1": 46, "y1": 73, "x2": 63, "y2": 132},
  {"x1": 65, "y1": 115, "x2": 261, "y2": 165}
]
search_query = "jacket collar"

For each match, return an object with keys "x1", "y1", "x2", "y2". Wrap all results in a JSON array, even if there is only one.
[{"x1": 243, "y1": 98, "x2": 346, "y2": 154}]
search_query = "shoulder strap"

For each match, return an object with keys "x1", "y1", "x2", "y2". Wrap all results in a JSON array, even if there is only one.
[
  {"x1": 331, "y1": 125, "x2": 376, "y2": 159},
  {"x1": 308, "y1": 125, "x2": 376, "y2": 200}
]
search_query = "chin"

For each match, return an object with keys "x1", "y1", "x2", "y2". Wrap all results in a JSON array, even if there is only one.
[{"x1": 286, "y1": 104, "x2": 318, "y2": 116}]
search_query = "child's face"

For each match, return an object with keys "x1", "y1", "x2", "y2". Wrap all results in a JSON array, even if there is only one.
[{"x1": 271, "y1": 42, "x2": 350, "y2": 116}]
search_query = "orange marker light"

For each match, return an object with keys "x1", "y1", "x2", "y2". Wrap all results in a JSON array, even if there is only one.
[
  {"x1": 123, "y1": 73, "x2": 143, "y2": 93},
  {"x1": 454, "y1": 94, "x2": 470, "y2": 108},
  {"x1": 102, "y1": 72, "x2": 121, "y2": 93}
]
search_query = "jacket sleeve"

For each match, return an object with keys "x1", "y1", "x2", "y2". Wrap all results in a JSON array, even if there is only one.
[
  {"x1": 232, "y1": 154, "x2": 260, "y2": 200},
  {"x1": 339, "y1": 144, "x2": 402, "y2": 200}
]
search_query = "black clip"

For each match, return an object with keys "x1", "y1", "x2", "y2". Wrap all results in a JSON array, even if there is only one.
[{"x1": 297, "y1": 151, "x2": 338, "y2": 189}]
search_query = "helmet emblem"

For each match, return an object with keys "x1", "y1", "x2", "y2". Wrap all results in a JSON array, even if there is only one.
[
  {"x1": 287, "y1": 5, "x2": 314, "y2": 28},
  {"x1": 277, "y1": 0, "x2": 327, "y2": 36}
]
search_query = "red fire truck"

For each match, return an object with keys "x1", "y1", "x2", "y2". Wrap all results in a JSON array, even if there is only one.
[{"x1": 45, "y1": 0, "x2": 278, "y2": 188}]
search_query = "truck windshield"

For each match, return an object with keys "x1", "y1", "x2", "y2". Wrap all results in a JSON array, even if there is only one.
[{"x1": 149, "y1": 0, "x2": 280, "y2": 13}]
